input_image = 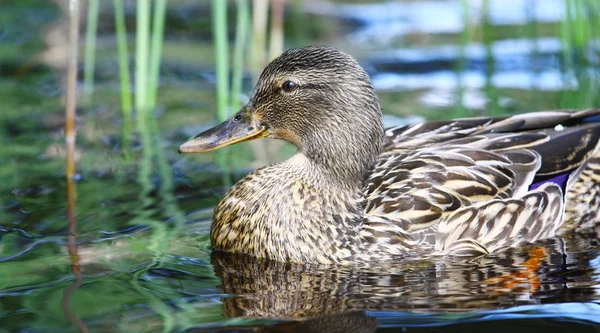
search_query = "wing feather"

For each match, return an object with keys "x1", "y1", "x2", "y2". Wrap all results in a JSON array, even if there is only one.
[
  {"x1": 365, "y1": 108, "x2": 600, "y2": 255},
  {"x1": 435, "y1": 183, "x2": 564, "y2": 255}
]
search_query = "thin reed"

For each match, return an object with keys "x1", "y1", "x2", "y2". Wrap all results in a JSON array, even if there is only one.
[
  {"x1": 65, "y1": 0, "x2": 80, "y2": 181},
  {"x1": 83, "y1": 0, "x2": 99, "y2": 106},
  {"x1": 135, "y1": 0, "x2": 150, "y2": 118},
  {"x1": 147, "y1": 0, "x2": 168, "y2": 109},
  {"x1": 63, "y1": 1, "x2": 88, "y2": 330},
  {"x1": 116, "y1": 0, "x2": 167, "y2": 146},
  {"x1": 212, "y1": 0, "x2": 230, "y2": 122},
  {"x1": 113, "y1": 0, "x2": 133, "y2": 152},
  {"x1": 561, "y1": 0, "x2": 600, "y2": 65}
]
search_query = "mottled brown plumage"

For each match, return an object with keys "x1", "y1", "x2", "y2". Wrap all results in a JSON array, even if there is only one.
[{"x1": 180, "y1": 46, "x2": 600, "y2": 265}]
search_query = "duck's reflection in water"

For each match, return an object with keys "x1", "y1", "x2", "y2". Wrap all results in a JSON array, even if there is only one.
[{"x1": 203, "y1": 233, "x2": 599, "y2": 331}]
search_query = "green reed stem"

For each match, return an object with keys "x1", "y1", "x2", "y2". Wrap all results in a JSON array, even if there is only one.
[
  {"x1": 147, "y1": 0, "x2": 168, "y2": 109},
  {"x1": 212, "y1": 0, "x2": 229, "y2": 122},
  {"x1": 559, "y1": 0, "x2": 600, "y2": 109},
  {"x1": 561, "y1": 0, "x2": 595, "y2": 66},
  {"x1": 113, "y1": 0, "x2": 133, "y2": 153},
  {"x1": 135, "y1": 0, "x2": 151, "y2": 119},
  {"x1": 231, "y1": 0, "x2": 249, "y2": 111},
  {"x1": 212, "y1": 0, "x2": 230, "y2": 170},
  {"x1": 83, "y1": 0, "x2": 99, "y2": 106},
  {"x1": 572, "y1": 0, "x2": 590, "y2": 50}
]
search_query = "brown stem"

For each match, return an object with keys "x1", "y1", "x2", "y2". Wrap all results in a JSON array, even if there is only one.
[
  {"x1": 65, "y1": 0, "x2": 79, "y2": 180},
  {"x1": 61, "y1": 1, "x2": 88, "y2": 332}
]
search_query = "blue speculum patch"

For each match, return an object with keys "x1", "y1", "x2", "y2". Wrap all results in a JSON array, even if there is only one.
[{"x1": 529, "y1": 172, "x2": 570, "y2": 193}]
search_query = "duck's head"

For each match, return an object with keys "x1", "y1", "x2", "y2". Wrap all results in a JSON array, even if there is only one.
[{"x1": 180, "y1": 46, "x2": 383, "y2": 186}]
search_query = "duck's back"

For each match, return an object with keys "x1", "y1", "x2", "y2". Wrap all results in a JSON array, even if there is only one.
[{"x1": 362, "y1": 109, "x2": 600, "y2": 256}]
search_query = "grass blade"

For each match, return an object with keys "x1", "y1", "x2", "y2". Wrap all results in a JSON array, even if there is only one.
[
  {"x1": 113, "y1": 0, "x2": 133, "y2": 153},
  {"x1": 147, "y1": 0, "x2": 168, "y2": 109},
  {"x1": 135, "y1": 0, "x2": 151, "y2": 117},
  {"x1": 212, "y1": 0, "x2": 229, "y2": 122},
  {"x1": 83, "y1": 0, "x2": 99, "y2": 106}
]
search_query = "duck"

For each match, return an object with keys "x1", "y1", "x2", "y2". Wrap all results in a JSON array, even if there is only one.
[{"x1": 179, "y1": 45, "x2": 600, "y2": 265}]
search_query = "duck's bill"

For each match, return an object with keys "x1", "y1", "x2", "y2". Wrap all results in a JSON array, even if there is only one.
[{"x1": 178, "y1": 110, "x2": 267, "y2": 153}]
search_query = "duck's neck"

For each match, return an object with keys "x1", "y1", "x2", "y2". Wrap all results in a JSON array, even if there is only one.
[
  {"x1": 300, "y1": 145, "x2": 376, "y2": 193},
  {"x1": 299, "y1": 119, "x2": 384, "y2": 191}
]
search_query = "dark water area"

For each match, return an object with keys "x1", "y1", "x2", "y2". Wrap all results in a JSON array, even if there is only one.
[{"x1": 1, "y1": 0, "x2": 600, "y2": 332}]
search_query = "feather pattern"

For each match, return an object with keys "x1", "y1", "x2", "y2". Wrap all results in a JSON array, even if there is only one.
[
  {"x1": 562, "y1": 153, "x2": 600, "y2": 233},
  {"x1": 361, "y1": 109, "x2": 600, "y2": 258}
]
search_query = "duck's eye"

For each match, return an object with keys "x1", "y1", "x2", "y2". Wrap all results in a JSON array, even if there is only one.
[{"x1": 281, "y1": 80, "x2": 297, "y2": 92}]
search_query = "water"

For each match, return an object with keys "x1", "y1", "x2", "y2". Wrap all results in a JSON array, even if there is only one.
[{"x1": 1, "y1": 0, "x2": 600, "y2": 332}]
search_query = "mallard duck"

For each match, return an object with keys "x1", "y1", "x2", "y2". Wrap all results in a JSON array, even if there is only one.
[{"x1": 179, "y1": 46, "x2": 600, "y2": 265}]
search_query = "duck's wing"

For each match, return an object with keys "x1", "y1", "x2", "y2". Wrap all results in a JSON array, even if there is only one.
[
  {"x1": 433, "y1": 183, "x2": 564, "y2": 255},
  {"x1": 362, "y1": 108, "x2": 600, "y2": 255}
]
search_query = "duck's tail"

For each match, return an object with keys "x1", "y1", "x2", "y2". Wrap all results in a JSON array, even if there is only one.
[{"x1": 561, "y1": 153, "x2": 600, "y2": 234}]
